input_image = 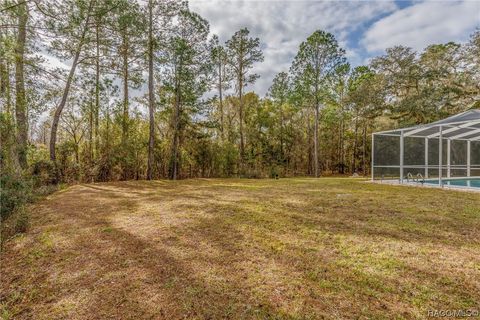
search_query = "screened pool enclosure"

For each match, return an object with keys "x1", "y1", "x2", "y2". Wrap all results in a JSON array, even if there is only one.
[{"x1": 372, "y1": 110, "x2": 480, "y2": 185}]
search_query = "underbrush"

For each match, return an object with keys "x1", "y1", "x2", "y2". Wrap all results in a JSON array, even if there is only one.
[
  {"x1": 0, "y1": 170, "x2": 61, "y2": 249},
  {"x1": 1, "y1": 207, "x2": 29, "y2": 246}
]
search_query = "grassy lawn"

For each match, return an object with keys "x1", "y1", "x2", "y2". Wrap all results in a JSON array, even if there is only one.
[{"x1": 1, "y1": 178, "x2": 479, "y2": 319}]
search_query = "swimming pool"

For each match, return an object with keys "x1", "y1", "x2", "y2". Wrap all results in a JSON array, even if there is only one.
[{"x1": 424, "y1": 178, "x2": 480, "y2": 189}]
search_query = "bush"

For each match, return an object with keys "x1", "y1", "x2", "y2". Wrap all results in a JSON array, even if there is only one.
[
  {"x1": 31, "y1": 160, "x2": 56, "y2": 186},
  {"x1": 0, "y1": 173, "x2": 31, "y2": 220},
  {"x1": 0, "y1": 172, "x2": 59, "y2": 248},
  {"x1": 34, "y1": 184, "x2": 60, "y2": 198},
  {"x1": 0, "y1": 174, "x2": 31, "y2": 248},
  {"x1": 270, "y1": 165, "x2": 280, "y2": 179},
  {"x1": 1, "y1": 206, "x2": 29, "y2": 249},
  {"x1": 14, "y1": 207, "x2": 29, "y2": 234}
]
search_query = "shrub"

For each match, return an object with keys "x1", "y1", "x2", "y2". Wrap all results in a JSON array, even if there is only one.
[
  {"x1": 270, "y1": 165, "x2": 280, "y2": 179},
  {"x1": 31, "y1": 160, "x2": 56, "y2": 186},
  {"x1": 14, "y1": 207, "x2": 29, "y2": 234},
  {"x1": 0, "y1": 173, "x2": 31, "y2": 220},
  {"x1": 1, "y1": 206, "x2": 29, "y2": 248},
  {"x1": 0, "y1": 172, "x2": 59, "y2": 248}
]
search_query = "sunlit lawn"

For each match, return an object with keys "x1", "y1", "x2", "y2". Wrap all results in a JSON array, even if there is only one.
[{"x1": 1, "y1": 178, "x2": 479, "y2": 319}]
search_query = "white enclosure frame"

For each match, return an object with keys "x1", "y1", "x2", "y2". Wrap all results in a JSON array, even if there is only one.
[{"x1": 372, "y1": 110, "x2": 480, "y2": 185}]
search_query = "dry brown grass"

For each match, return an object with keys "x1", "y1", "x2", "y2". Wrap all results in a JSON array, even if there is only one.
[{"x1": 1, "y1": 178, "x2": 479, "y2": 319}]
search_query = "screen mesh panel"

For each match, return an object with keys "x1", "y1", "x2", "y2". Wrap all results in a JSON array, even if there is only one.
[
  {"x1": 372, "y1": 110, "x2": 480, "y2": 182},
  {"x1": 372, "y1": 132, "x2": 480, "y2": 181}
]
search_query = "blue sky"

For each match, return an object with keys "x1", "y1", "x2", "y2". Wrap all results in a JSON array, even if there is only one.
[{"x1": 190, "y1": 0, "x2": 480, "y2": 95}]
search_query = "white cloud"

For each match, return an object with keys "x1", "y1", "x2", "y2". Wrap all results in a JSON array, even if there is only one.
[
  {"x1": 190, "y1": 0, "x2": 398, "y2": 95},
  {"x1": 362, "y1": 0, "x2": 480, "y2": 53}
]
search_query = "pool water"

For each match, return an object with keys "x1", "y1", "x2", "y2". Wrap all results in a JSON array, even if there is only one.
[{"x1": 424, "y1": 178, "x2": 480, "y2": 188}]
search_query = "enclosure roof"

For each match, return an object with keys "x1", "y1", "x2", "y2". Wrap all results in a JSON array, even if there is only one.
[{"x1": 374, "y1": 109, "x2": 480, "y2": 141}]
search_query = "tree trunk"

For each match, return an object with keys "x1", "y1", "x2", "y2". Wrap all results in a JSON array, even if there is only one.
[
  {"x1": 42, "y1": 126, "x2": 46, "y2": 145},
  {"x1": 218, "y1": 61, "x2": 224, "y2": 140},
  {"x1": 94, "y1": 19, "x2": 100, "y2": 159},
  {"x1": 239, "y1": 75, "x2": 244, "y2": 161},
  {"x1": 280, "y1": 104, "x2": 284, "y2": 161},
  {"x1": 351, "y1": 113, "x2": 358, "y2": 174},
  {"x1": 313, "y1": 103, "x2": 319, "y2": 177},
  {"x1": 73, "y1": 135, "x2": 79, "y2": 164},
  {"x1": 0, "y1": 51, "x2": 5, "y2": 99},
  {"x1": 14, "y1": 1, "x2": 28, "y2": 169},
  {"x1": 50, "y1": 0, "x2": 94, "y2": 168},
  {"x1": 122, "y1": 33, "x2": 129, "y2": 141},
  {"x1": 89, "y1": 96, "x2": 94, "y2": 163},
  {"x1": 0, "y1": 38, "x2": 11, "y2": 113},
  {"x1": 0, "y1": 24, "x2": 12, "y2": 114},
  {"x1": 313, "y1": 49, "x2": 321, "y2": 178},
  {"x1": 121, "y1": 33, "x2": 129, "y2": 180},
  {"x1": 339, "y1": 115, "x2": 345, "y2": 174},
  {"x1": 106, "y1": 104, "x2": 110, "y2": 151},
  {"x1": 2, "y1": 61, "x2": 12, "y2": 114},
  {"x1": 171, "y1": 72, "x2": 181, "y2": 180},
  {"x1": 362, "y1": 123, "x2": 367, "y2": 175},
  {"x1": 146, "y1": 0, "x2": 155, "y2": 180},
  {"x1": 306, "y1": 112, "x2": 313, "y2": 175}
]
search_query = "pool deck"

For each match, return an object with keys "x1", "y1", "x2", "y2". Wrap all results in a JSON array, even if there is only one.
[{"x1": 371, "y1": 178, "x2": 480, "y2": 193}]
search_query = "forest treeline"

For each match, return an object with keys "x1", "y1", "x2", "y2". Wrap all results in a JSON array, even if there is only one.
[{"x1": 1, "y1": 0, "x2": 479, "y2": 199}]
